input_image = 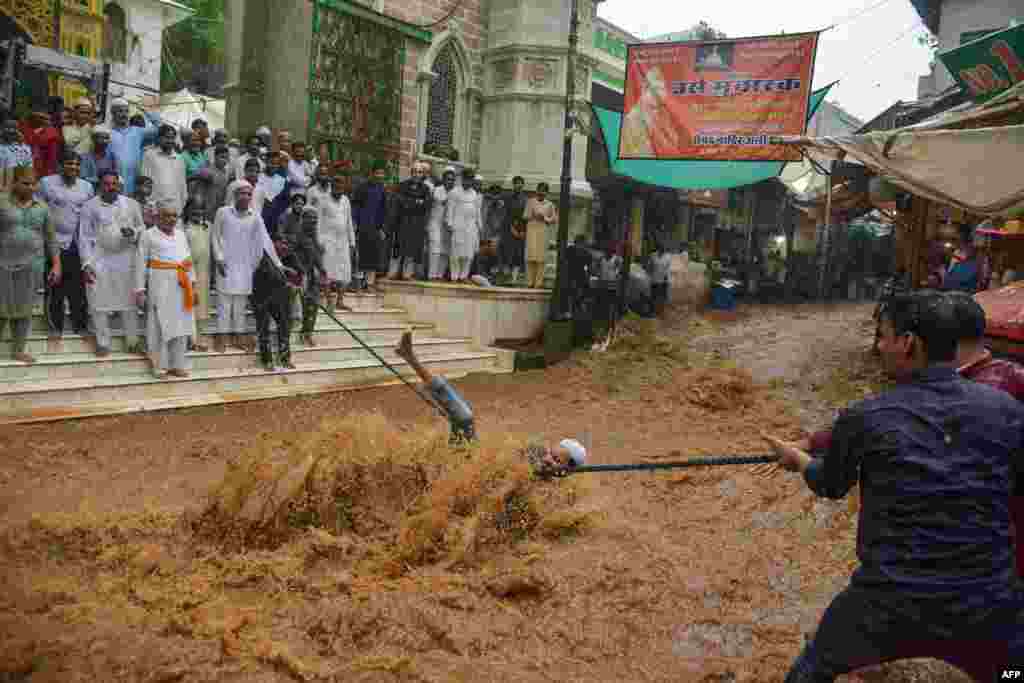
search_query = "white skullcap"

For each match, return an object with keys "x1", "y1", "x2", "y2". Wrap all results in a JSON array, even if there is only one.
[
  {"x1": 559, "y1": 439, "x2": 587, "y2": 467},
  {"x1": 75, "y1": 97, "x2": 92, "y2": 108},
  {"x1": 256, "y1": 125, "x2": 271, "y2": 135},
  {"x1": 226, "y1": 179, "x2": 253, "y2": 196},
  {"x1": 91, "y1": 124, "x2": 111, "y2": 136},
  {"x1": 111, "y1": 97, "x2": 129, "y2": 109},
  {"x1": 443, "y1": 166, "x2": 456, "y2": 175}
]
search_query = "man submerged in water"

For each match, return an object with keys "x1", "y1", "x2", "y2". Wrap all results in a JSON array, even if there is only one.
[{"x1": 394, "y1": 331, "x2": 587, "y2": 473}]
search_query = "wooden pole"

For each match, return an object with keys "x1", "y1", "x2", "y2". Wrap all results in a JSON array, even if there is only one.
[{"x1": 817, "y1": 165, "x2": 834, "y2": 300}]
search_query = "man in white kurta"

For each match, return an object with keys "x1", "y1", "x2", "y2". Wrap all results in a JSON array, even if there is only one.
[
  {"x1": 306, "y1": 165, "x2": 331, "y2": 209},
  {"x1": 211, "y1": 180, "x2": 288, "y2": 352},
  {"x1": 427, "y1": 168, "x2": 455, "y2": 280},
  {"x1": 317, "y1": 174, "x2": 356, "y2": 310},
  {"x1": 444, "y1": 170, "x2": 482, "y2": 283},
  {"x1": 140, "y1": 124, "x2": 187, "y2": 216},
  {"x1": 135, "y1": 203, "x2": 196, "y2": 378},
  {"x1": 79, "y1": 170, "x2": 146, "y2": 356}
]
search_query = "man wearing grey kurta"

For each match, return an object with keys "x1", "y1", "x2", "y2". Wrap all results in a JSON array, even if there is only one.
[{"x1": 0, "y1": 167, "x2": 61, "y2": 363}]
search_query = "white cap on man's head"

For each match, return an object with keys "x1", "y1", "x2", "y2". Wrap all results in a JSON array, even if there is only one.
[
  {"x1": 75, "y1": 97, "x2": 92, "y2": 109},
  {"x1": 226, "y1": 179, "x2": 253, "y2": 197},
  {"x1": 559, "y1": 439, "x2": 587, "y2": 467},
  {"x1": 92, "y1": 124, "x2": 111, "y2": 136},
  {"x1": 111, "y1": 97, "x2": 129, "y2": 109},
  {"x1": 256, "y1": 125, "x2": 271, "y2": 135}
]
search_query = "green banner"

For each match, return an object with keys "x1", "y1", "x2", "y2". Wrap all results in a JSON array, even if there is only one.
[{"x1": 939, "y1": 23, "x2": 1024, "y2": 103}]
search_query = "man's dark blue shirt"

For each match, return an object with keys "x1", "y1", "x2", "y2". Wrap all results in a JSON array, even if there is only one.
[{"x1": 806, "y1": 365, "x2": 1024, "y2": 613}]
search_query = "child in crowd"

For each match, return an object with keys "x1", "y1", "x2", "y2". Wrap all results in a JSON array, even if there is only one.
[
  {"x1": 252, "y1": 241, "x2": 299, "y2": 372},
  {"x1": 182, "y1": 200, "x2": 211, "y2": 351}
]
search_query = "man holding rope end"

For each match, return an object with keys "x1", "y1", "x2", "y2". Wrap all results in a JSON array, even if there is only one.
[{"x1": 762, "y1": 290, "x2": 1022, "y2": 682}]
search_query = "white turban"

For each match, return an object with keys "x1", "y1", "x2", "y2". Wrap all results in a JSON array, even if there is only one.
[
  {"x1": 75, "y1": 97, "x2": 92, "y2": 109},
  {"x1": 111, "y1": 97, "x2": 129, "y2": 109},
  {"x1": 559, "y1": 439, "x2": 587, "y2": 467},
  {"x1": 226, "y1": 179, "x2": 253, "y2": 197}
]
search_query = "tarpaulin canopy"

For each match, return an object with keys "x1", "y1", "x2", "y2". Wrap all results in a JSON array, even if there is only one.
[
  {"x1": 155, "y1": 88, "x2": 226, "y2": 133},
  {"x1": 777, "y1": 123, "x2": 1024, "y2": 216},
  {"x1": 591, "y1": 84, "x2": 832, "y2": 190}
]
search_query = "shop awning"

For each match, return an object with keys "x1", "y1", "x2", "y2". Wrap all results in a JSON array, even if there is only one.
[
  {"x1": 776, "y1": 123, "x2": 1024, "y2": 216},
  {"x1": 590, "y1": 84, "x2": 832, "y2": 191}
]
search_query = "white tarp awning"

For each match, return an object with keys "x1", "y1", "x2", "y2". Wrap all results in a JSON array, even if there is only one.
[
  {"x1": 154, "y1": 88, "x2": 226, "y2": 134},
  {"x1": 777, "y1": 124, "x2": 1024, "y2": 216}
]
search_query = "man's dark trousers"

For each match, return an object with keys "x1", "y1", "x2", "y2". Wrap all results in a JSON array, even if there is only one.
[
  {"x1": 785, "y1": 584, "x2": 1023, "y2": 682},
  {"x1": 47, "y1": 240, "x2": 89, "y2": 335}
]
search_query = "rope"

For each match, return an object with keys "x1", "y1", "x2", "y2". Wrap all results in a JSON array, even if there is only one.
[
  {"x1": 313, "y1": 298, "x2": 449, "y2": 418},
  {"x1": 261, "y1": 257, "x2": 448, "y2": 419},
  {"x1": 566, "y1": 454, "x2": 778, "y2": 474}
]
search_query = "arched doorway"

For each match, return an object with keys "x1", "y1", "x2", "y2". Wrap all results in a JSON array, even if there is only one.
[{"x1": 0, "y1": 12, "x2": 52, "y2": 117}]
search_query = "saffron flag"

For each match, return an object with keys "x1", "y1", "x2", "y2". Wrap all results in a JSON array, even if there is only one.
[{"x1": 619, "y1": 32, "x2": 820, "y2": 162}]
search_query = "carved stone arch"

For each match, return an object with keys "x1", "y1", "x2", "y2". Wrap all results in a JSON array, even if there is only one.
[
  {"x1": 415, "y1": 29, "x2": 473, "y2": 162},
  {"x1": 417, "y1": 27, "x2": 472, "y2": 89}
]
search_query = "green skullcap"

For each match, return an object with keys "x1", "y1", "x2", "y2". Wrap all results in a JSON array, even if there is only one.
[{"x1": 371, "y1": 159, "x2": 388, "y2": 172}]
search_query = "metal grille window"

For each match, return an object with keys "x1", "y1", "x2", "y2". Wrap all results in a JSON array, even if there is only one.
[
  {"x1": 425, "y1": 44, "x2": 458, "y2": 150},
  {"x1": 308, "y1": 0, "x2": 405, "y2": 179}
]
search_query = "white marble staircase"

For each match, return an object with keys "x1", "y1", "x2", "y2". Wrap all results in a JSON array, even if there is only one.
[{"x1": 0, "y1": 292, "x2": 513, "y2": 425}]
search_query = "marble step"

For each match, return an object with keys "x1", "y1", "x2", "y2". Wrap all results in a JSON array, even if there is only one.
[
  {"x1": 0, "y1": 336, "x2": 476, "y2": 383},
  {"x1": 29, "y1": 305, "x2": 412, "y2": 334},
  {"x1": 2, "y1": 321, "x2": 435, "y2": 357},
  {"x1": 0, "y1": 350, "x2": 506, "y2": 424}
]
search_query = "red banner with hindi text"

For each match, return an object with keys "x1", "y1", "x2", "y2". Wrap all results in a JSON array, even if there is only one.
[{"x1": 619, "y1": 32, "x2": 819, "y2": 162}]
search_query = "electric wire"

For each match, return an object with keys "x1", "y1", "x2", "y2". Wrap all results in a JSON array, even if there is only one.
[
  {"x1": 825, "y1": 19, "x2": 926, "y2": 94},
  {"x1": 409, "y1": 0, "x2": 468, "y2": 29},
  {"x1": 823, "y1": 0, "x2": 898, "y2": 32}
]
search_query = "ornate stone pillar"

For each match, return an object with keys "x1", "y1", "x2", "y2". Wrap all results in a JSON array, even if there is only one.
[
  {"x1": 222, "y1": 0, "x2": 269, "y2": 135},
  {"x1": 478, "y1": 0, "x2": 596, "y2": 200}
]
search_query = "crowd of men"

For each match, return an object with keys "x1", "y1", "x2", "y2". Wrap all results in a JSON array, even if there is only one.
[{"x1": 0, "y1": 94, "x2": 676, "y2": 375}]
